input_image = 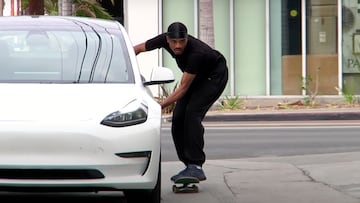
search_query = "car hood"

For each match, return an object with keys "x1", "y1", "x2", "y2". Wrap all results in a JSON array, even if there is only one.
[{"x1": 0, "y1": 84, "x2": 148, "y2": 122}]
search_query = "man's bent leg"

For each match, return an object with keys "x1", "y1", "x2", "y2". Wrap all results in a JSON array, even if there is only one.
[
  {"x1": 171, "y1": 94, "x2": 191, "y2": 165},
  {"x1": 182, "y1": 67, "x2": 228, "y2": 166}
]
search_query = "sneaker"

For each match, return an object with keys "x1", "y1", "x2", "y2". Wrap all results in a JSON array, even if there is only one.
[
  {"x1": 176, "y1": 164, "x2": 207, "y2": 181},
  {"x1": 170, "y1": 167, "x2": 187, "y2": 181}
]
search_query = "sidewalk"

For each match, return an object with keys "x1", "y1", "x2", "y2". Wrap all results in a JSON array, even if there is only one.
[
  {"x1": 162, "y1": 152, "x2": 360, "y2": 203},
  {"x1": 161, "y1": 107, "x2": 360, "y2": 203}
]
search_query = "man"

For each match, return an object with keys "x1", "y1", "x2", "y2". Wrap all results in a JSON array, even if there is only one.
[{"x1": 134, "y1": 22, "x2": 228, "y2": 181}]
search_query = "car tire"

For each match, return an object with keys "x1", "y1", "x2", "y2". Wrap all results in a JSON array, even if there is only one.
[{"x1": 124, "y1": 160, "x2": 161, "y2": 203}]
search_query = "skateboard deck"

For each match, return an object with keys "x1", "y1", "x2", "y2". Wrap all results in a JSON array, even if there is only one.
[{"x1": 172, "y1": 176, "x2": 199, "y2": 193}]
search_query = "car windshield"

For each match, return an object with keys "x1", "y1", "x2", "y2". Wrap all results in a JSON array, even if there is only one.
[{"x1": 0, "y1": 25, "x2": 134, "y2": 83}]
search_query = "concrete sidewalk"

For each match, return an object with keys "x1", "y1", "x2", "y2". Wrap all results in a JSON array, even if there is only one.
[
  {"x1": 161, "y1": 152, "x2": 360, "y2": 203},
  {"x1": 161, "y1": 107, "x2": 360, "y2": 202}
]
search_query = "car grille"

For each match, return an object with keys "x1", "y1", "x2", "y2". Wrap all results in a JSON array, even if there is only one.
[{"x1": 0, "y1": 169, "x2": 104, "y2": 179}]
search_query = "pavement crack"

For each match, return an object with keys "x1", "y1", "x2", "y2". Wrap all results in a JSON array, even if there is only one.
[
  {"x1": 205, "y1": 163, "x2": 239, "y2": 197},
  {"x1": 295, "y1": 165, "x2": 317, "y2": 182},
  {"x1": 294, "y1": 165, "x2": 359, "y2": 199},
  {"x1": 223, "y1": 170, "x2": 237, "y2": 197}
]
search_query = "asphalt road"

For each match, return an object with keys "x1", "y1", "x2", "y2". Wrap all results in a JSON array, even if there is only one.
[{"x1": 161, "y1": 123, "x2": 360, "y2": 161}]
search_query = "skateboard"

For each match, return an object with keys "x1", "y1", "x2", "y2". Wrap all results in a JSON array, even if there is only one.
[{"x1": 172, "y1": 176, "x2": 199, "y2": 193}]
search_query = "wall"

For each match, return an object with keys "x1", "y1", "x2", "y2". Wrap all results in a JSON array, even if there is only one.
[
  {"x1": 214, "y1": 0, "x2": 231, "y2": 96},
  {"x1": 125, "y1": 0, "x2": 161, "y2": 95},
  {"x1": 234, "y1": 0, "x2": 266, "y2": 95},
  {"x1": 270, "y1": 0, "x2": 282, "y2": 95},
  {"x1": 2, "y1": 0, "x2": 19, "y2": 16},
  {"x1": 162, "y1": 0, "x2": 195, "y2": 90}
]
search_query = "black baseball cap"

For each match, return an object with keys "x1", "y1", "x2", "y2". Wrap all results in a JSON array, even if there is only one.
[{"x1": 167, "y1": 22, "x2": 188, "y2": 39}]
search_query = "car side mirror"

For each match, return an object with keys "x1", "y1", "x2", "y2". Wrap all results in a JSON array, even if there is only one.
[{"x1": 143, "y1": 66, "x2": 175, "y2": 86}]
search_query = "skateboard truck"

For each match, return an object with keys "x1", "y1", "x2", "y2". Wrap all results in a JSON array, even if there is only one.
[{"x1": 172, "y1": 176, "x2": 200, "y2": 193}]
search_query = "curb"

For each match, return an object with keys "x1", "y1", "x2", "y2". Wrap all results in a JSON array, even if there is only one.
[
  {"x1": 202, "y1": 111, "x2": 360, "y2": 122},
  {"x1": 162, "y1": 109, "x2": 360, "y2": 123}
]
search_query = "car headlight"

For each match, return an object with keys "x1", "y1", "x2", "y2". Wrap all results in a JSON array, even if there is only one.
[{"x1": 100, "y1": 100, "x2": 148, "y2": 127}]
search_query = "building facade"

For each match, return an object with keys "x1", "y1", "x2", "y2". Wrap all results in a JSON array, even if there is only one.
[
  {"x1": 0, "y1": 0, "x2": 20, "y2": 16},
  {"x1": 127, "y1": 0, "x2": 360, "y2": 99},
  {"x1": 2, "y1": 0, "x2": 358, "y2": 98}
]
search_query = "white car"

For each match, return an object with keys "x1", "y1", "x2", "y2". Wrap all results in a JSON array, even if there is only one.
[{"x1": 0, "y1": 16, "x2": 174, "y2": 203}]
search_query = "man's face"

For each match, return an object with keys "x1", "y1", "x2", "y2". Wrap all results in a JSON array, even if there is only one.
[{"x1": 166, "y1": 37, "x2": 188, "y2": 55}]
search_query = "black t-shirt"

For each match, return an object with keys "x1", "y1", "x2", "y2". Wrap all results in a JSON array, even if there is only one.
[{"x1": 145, "y1": 33, "x2": 226, "y2": 80}]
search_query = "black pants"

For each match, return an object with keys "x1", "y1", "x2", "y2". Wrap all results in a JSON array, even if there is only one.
[{"x1": 171, "y1": 60, "x2": 228, "y2": 166}]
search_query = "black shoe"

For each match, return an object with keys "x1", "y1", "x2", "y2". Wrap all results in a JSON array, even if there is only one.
[
  {"x1": 170, "y1": 167, "x2": 187, "y2": 181},
  {"x1": 175, "y1": 164, "x2": 207, "y2": 181}
]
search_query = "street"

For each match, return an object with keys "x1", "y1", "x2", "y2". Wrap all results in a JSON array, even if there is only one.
[{"x1": 161, "y1": 123, "x2": 360, "y2": 161}]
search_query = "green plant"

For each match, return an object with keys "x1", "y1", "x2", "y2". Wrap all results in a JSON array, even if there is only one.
[
  {"x1": 158, "y1": 83, "x2": 178, "y2": 114},
  {"x1": 302, "y1": 96, "x2": 311, "y2": 106},
  {"x1": 335, "y1": 80, "x2": 357, "y2": 105},
  {"x1": 220, "y1": 95, "x2": 242, "y2": 110},
  {"x1": 44, "y1": 0, "x2": 58, "y2": 15},
  {"x1": 21, "y1": 0, "x2": 113, "y2": 19},
  {"x1": 301, "y1": 67, "x2": 320, "y2": 107},
  {"x1": 74, "y1": 0, "x2": 113, "y2": 19}
]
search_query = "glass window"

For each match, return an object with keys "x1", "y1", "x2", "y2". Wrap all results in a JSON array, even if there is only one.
[
  {"x1": 342, "y1": 0, "x2": 360, "y2": 94},
  {"x1": 281, "y1": 0, "x2": 303, "y2": 95},
  {"x1": 281, "y1": 0, "x2": 338, "y2": 95},
  {"x1": 306, "y1": 0, "x2": 338, "y2": 95}
]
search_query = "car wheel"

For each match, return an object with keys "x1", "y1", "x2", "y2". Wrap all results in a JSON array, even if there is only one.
[{"x1": 124, "y1": 160, "x2": 161, "y2": 203}]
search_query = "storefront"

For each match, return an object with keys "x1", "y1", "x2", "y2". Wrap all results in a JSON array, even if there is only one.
[
  {"x1": 129, "y1": 0, "x2": 360, "y2": 97},
  {"x1": 342, "y1": 0, "x2": 360, "y2": 94},
  {"x1": 2, "y1": 1, "x2": 358, "y2": 97},
  {"x1": 281, "y1": 0, "x2": 338, "y2": 95},
  {"x1": 282, "y1": 0, "x2": 360, "y2": 96}
]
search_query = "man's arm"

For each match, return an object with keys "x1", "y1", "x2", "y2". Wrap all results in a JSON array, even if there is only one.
[
  {"x1": 160, "y1": 72, "x2": 196, "y2": 109},
  {"x1": 134, "y1": 42, "x2": 146, "y2": 55}
]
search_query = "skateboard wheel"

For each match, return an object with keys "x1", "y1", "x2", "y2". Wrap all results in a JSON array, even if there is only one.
[
  {"x1": 188, "y1": 184, "x2": 198, "y2": 192},
  {"x1": 172, "y1": 185, "x2": 179, "y2": 193}
]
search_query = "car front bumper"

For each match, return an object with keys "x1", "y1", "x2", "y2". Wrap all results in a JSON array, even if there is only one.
[{"x1": 0, "y1": 119, "x2": 161, "y2": 191}]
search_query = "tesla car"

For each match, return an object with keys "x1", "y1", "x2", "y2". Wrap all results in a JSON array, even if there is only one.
[{"x1": 0, "y1": 15, "x2": 174, "y2": 203}]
